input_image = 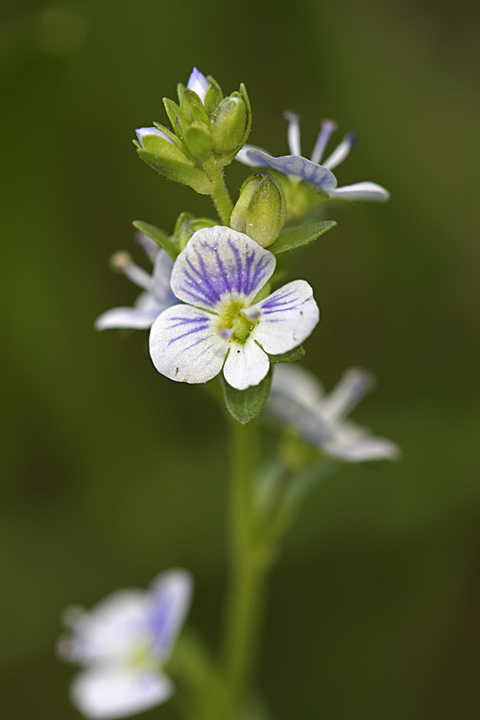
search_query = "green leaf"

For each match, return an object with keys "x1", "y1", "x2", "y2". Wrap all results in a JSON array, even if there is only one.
[
  {"x1": 220, "y1": 369, "x2": 272, "y2": 424},
  {"x1": 268, "y1": 345, "x2": 305, "y2": 364},
  {"x1": 268, "y1": 219, "x2": 336, "y2": 255},
  {"x1": 137, "y1": 149, "x2": 214, "y2": 195},
  {"x1": 132, "y1": 220, "x2": 177, "y2": 260}
]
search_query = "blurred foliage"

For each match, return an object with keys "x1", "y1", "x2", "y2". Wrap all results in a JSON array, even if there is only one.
[{"x1": 1, "y1": 0, "x2": 479, "y2": 719}]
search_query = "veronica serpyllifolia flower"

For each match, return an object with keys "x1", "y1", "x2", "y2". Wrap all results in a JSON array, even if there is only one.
[
  {"x1": 95, "y1": 233, "x2": 177, "y2": 331},
  {"x1": 57, "y1": 570, "x2": 193, "y2": 720},
  {"x1": 236, "y1": 111, "x2": 390, "y2": 203},
  {"x1": 149, "y1": 226, "x2": 320, "y2": 391},
  {"x1": 267, "y1": 364, "x2": 401, "y2": 461}
]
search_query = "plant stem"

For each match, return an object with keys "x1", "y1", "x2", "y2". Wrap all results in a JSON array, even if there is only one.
[
  {"x1": 222, "y1": 418, "x2": 267, "y2": 719},
  {"x1": 204, "y1": 158, "x2": 234, "y2": 225}
]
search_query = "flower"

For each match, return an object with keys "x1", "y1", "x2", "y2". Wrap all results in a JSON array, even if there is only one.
[
  {"x1": 267, "y1": 364, "x2": 401, "y2": 461},
  {"x1": 236, "y1": 111, "x2": 390, "y2": 202},
  {"x1": 57, "y1": 569, "x2": 193, "y2": 719},
  {"x1": 186, "y1": 67, "x2": 210, "y2": 104},
  {"x1": 149, "y1": 226, "x2": 320, "y2": 391},
  {"x1": 95, "y1": 233, "x2": 177, "y2": 331}
]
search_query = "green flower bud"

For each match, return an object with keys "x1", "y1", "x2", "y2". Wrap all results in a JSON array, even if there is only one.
[
  {"x1": 230, "y1": 171, "x2": 286, "y2": 248},
  {"x1": 173, "y1": 213, "x2": 218, "y2": 253},
  {"x1": 211, "y1": 93, "x2": 248, "y2": 157}
]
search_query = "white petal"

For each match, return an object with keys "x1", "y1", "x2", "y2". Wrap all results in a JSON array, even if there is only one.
[
  {"x1": 148, "y1": 570, "x2": 193, "y2": 660},
  {"x1": 135, "y1": 232, "x2": 159, "y2": 264},
  {"x1": 319, "y1": 368, "x2": 375, "y2": 422},
  {"x1": 222, "y1": 340, "x2": 270, "y2": 391},
  {"x1": 252, "y1": 280, "x2": 320, "y2": 355},
  {"x1": 149, "y1": 304, "x2": 228, "y2": 384},
  {"x1": 322, "y1": 132, "x2": 356, "y2": 170},
  {"x1": 235, "y1": 144, "x2": 269, "y2": 167},
  {"x1": 135, "y1": 128, "x2": 175, "y2": 148},
  {"x1": 240, "y1": 150, "x2": 338, "y2": 191},
  {"x1": 270, "y1": 363, "x2": 325, "y2": 410},
  {"x1": 170, "y1": 226, "x2": 276, "y2": 311},
  {"x1": 326, "y1": 181, "x2": 390, "y2": 202},
  {"x1": 325, "y1": 434, "x2": 401, "y2": 462},
  {"x1": 186, "y1": 67, "x2": 210, "y2": 104},
  {"x1": 151, "y1": 251, "x2": 176, "y2": 308},
  {"x1": 71, "y1": 668, "x2": 173, "y2": 719},
  {"x1": 266, "y1": 392, "x2": 333, "y2": 447},
  {"x1": 94, "y1": 307, "x2": 159, "y2": 331},
  {"x1": 66, "y1": 591, "x2": 149, "y2": 665}
]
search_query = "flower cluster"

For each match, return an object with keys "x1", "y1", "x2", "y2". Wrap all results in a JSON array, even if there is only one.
[{"x1": 58, "y1": 570, "x2": 193, "y2": 719}]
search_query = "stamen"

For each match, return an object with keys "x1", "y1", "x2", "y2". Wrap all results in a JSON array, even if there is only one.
[
  {"x1": 322, "y1": 131, "x2": 357, "y2": 170},
  {"x1": 283, "y1": 110, "x2": 302, "y2": 156},
  {"x1": 243, "y1": 306, "x2": 261, "y2": 321},
  {"x1": 219, "y1": 327, "x2": 234, "y2": 340},
  {"x1": 110, "y1": 251, "x2": 152, "y2": 290},
  {"x1": 310, "y1": 119, "x2": 338, "y2": 165}
]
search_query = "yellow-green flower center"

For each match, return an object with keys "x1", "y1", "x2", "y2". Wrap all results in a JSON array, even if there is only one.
[{"x1": 216, "y1": 299, "x2": 258, "y2": 344}]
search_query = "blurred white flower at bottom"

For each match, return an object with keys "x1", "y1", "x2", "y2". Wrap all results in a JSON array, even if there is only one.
[
  {"x1": 57, "y1": 570, "x2": 193, "y2": 719},
  {"x1": 267, "y1": 364, "x2": 401, "y2": 462}
]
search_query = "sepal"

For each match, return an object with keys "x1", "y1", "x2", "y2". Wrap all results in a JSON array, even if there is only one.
[
  {"x1": 220, "y1": 369, "x2": 272, "y2": 424},
  {"x1": 132, "y1": 220, "x2": 177, "y2": 260},
  {"x1": 137, "y1": 148, "x2": 214, "y2": 194},
  {"x1": 173, "y1": 213, "x2": 217, "y2": 253},
  {"x1": 268, "y1": 219, "x2": 336, "y2": 255}
]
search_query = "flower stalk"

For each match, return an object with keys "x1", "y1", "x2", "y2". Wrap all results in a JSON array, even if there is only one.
[{"x1": 203, "y1": 157, "x2": 234, "y2": 225}]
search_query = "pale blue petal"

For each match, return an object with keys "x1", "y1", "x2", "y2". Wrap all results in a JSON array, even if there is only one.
[
  {"x1": 242, "y1": 150, "x2": 338, "y2": 191},
  {"x1": 186, "y1": 67, "x2": 210, "y2": 104},
  {"x1": 251, "y1": 280, "x2": 320, "y2": 355},
  {"x1": 170, "y1": 226, "x2": 276, "y2": 311},
  {"x1": 319, "y1": 368, "x2": 375, "y2": 422},
  {"x1": 71, "y1": 668, "x2": 173, "y2": 719},
  {"x1": 235, "y1": 144, "x2": 269, "y2": 167},
  {"x1": 95, "y1": 307, "x2": 160, "y2": 330},
  {"x1": 149, "y1": 304, "x2": 228, "y2": 384},
  {"x1": 326, "y1": 181, "x2": 390, "y2": 202},
  {"x1": 270, "y1": 363, "x2": 325, "y2": 410},
  {"x1": 148, "y1": 570, "x2": 193, "y2": 661},
  {"x1": 325, "y1": 430, "x2": 402, "y2": 462},
  {"x1": 222, "y1": 339, "x2": 270, "y2": 391},
  {"x1": 135, "y1": 232, "x2": 159, "y2": 264},
  {"x1": 266, "y1": 388, "x2": 333, "y2": 446},
  {"x1": 151, "y1": 251, "x2": 176, "y2": 308}
]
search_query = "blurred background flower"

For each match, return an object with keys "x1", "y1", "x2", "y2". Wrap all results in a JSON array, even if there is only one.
[{"x1": 1, "y1": 1, "x2": 479, "y2": 719}]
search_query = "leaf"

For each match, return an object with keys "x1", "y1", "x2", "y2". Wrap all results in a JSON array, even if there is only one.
[
  {"x1": 220, "y1": 369, "x2": 272, "y2": 424},
  {"x1": 137, "y1": 149, "x2": 214, "y2": 195},
  {"x1": 132, "y1": 220, "x2": 177, "y2": 260},
  {"x1": 268, "y1": 345, "x2": 305, "y2": 364},
  {"x1": 268, "y1": 219, "x2": 336, "y2": 255}
]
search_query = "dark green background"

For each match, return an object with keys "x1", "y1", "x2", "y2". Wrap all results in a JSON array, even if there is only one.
[{"x1": 1, "y1": 0, "x2": 479, "y2": 718}]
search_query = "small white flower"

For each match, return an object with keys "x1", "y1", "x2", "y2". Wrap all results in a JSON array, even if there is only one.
[
  {"x1": 236, "y1": 111, "x2": 390, "y2": 203},
  {"x1": 186, "y1": 67, "x2": 211, "y2": 105},
  {"x1": 95, "y1": 233, "x2": 177, "y2": 331},
  {"x1": 267, "y1": 364, "x2": 401, "y2": 461},
  {"x1": 149, "y1": 226, "x2": 320, "y2": 391},
  {"x1": 58, "y1": 570, "x2": 193, "y2": 720}
]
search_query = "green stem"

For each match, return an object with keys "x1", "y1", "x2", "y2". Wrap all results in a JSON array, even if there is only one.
[
  {"x1": 204, "y1": 158, "x2": 234, "y2": 225},
  {"x1": 222, "y1": 418, "x2": 267, "y2": 719}
]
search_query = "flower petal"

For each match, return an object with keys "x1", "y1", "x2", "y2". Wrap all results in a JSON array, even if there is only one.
[
  {"x1": 325, "y1": 431, "x2": 402, "y2": 462},
  {"x1": 135, "y1": 232, "x2": 159, "y2": 264},
  {"x1": 235, "y1": 143, "x2": 269, "y2": 167},
  {"x1": 270, "y1": 363, "x2": 325, "y2": 411},
  {"x1": 148, "y1": 570, "x2": 193, "y2": 661},
  {"x1": 95, "y1": 307, "x2": 159, "y2": 331},
  {"x1": 186, "y1": 67, "x2": 210, "y2": 104},
  {"x1": 149, "y1": 304, "x2": 227, "y2": 384},
  {"x1": 151, "y1": 251, "x2": 176, "y2": 308},
  {"x1": 71, "y1": 668, "x2": 173, "y2": 719},
  {"x1": 241, "y1": 150, "x2": 338, "y2": 191},
  {"x1": 222, "y1": 340, "x2": 270, "y2": 391},
  {"x1": 266, "y1": 391, "x2": 333, "y2": 447},
  {"x1": 62, "y1": 591, "x2": 148, "y2": 665},
  {"x1": 326, "y1": 181, "x2": 390, "y2": 202},
  {"x1": 135, "y1": 127, "x2": 175, "y2": 148},
  {"x1": 170, "y1": 226, "x2": 276, "y2": 311},
  {"x1": 319, "y1": 368, "x2": 375, "y2": 423},
  {"x1": 251, "y1": 280, "x2": 320, "y2": 355}
]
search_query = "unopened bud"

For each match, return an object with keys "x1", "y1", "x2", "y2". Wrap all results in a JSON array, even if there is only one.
[
  {"x1": 212, "y1": 94, "x2": 248, "y2": 156},
  {"x1": 230, "y1": 171, "x2": 286, "y2": 248},
  {"x1": 173, "y1": 213, "x2": 218, "y2": 253}
]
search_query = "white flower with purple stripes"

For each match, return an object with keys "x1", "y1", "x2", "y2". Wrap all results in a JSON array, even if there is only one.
[
  {"x1": 57, "y1": 569, "x2": 193, "y2": 720},
  {"x1": 95, "y1": 233, "x2": 177, "y2": 331},
  {"x1": 267, "y1": 364, "x2": 401, "y2": 462},
  {"x1": 236, "y1": 111, "x2": 390, "y2": 203},
  {"x1": 149, "y1": 226, "x2": 320, "y2": 391}
]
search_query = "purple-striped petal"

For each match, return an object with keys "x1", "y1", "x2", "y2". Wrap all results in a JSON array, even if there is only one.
[
  {"x1": 222, "y1": 340, "x2": 270, "y2": 391},
  {"x1": 71, "y1": 668, "x2": 173, "y2": 719},
  {"x1": 251, "y1": 280, "x2": 320, "y2": 355},
  {"x1": 235, "y1": 144, "x2": 269, "y2": 167},
  {"x1": 149, "y1": 304, "x2": 227, "y2": 384},
  {"x1": 326, "y1": 181, "x2": 390, "y2": 202},
  {"x1": 170, "y1": 227, "x2": 276, "y2": 311},
  {"x1": 95, "y1": 307, "x2": 160, "y2": 331},
  {"x1": 148, "y1": 570, "x2": 193, "y2": 661},
  {"x1": 242, "y1": 149, "x2": 338, "y2": 191}
]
